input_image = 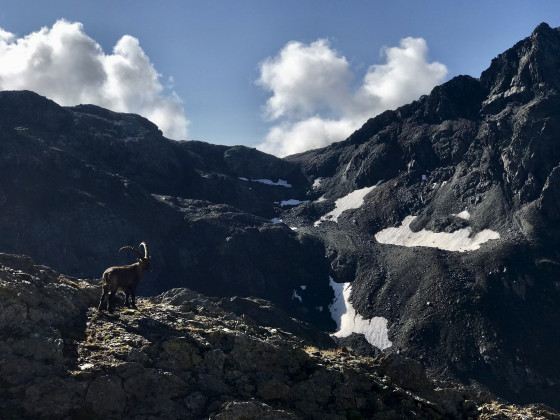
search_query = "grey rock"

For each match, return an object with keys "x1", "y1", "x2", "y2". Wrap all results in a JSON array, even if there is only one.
[{"x1": 85, "y1": 374, "x2": 127, "y2": 417}]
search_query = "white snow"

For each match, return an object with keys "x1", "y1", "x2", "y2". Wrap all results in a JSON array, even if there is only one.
[
  {"x1": 300, "y1": 285, "x2": 307, "y2": 290},
  {"x1": 328, "y1": 278, "x2": 392, "y2": 350},
  {"x1": 270, "y1": 218, "x2": 282, "y2": 223},
  {"x1": 240, "y1": 177, "x2": 292, "y2": 187},
  {"x1": 278, "y1": 199, "x2": 310, "y2": 207},
  {"x1": 374, "y1": 215, "x2": 500, "y2": 252},
  {"x1": 314, "y1": 183, "x2": 380, "y2": 226},
  {"x1": 292, "y1": 290, "x2": 303, "y2": 303},
  {"x1": 312, "y1": 177, "x2": 323, "y2": 189},
  {"x1": 253, "y1": 178, "x2": 292, "y2": 187},
  {"x1": 422, "y1": 174, "x2": 427, "y2": 181},
  {"x1": 453, "y1": 210, "x2": 471, "y2": 221},
  {"x1": 315, "y1": 196, "x2": 327, "y2": 203}
]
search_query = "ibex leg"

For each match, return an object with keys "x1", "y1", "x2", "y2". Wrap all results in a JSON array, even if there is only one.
[
  {"x1": 131, "y1": 290, "x2": 137, "y2": 309},
  {"x1": 98, "y1": 287, "x2": 108, "y2": 311},
  {"x1": 108, "y1": 290, "x2": 116, "y2": 313}
]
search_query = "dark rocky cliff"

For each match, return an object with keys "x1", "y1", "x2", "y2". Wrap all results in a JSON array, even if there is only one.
[{"x1": 0, "y1": 90, "x2": 333, "y2": 330}]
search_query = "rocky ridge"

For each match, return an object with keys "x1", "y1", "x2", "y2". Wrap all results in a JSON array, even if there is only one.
[{"x1": 1, "y1": 252, "x2": 559, "y2": 419}]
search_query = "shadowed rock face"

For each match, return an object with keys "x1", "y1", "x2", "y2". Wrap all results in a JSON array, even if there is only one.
[
  {"x1": 1, "y1": 253, "x2": 557, "y2": 419},
  {"x1": 2, "y1": 23, "x2": 560, "y2": 410},
  {"x1": 0, "y1": 90, "x2": 333, "y2": 329}
]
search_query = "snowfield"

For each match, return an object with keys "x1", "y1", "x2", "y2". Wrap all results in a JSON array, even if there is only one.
[
  {"x1": 239, "y1": 178, "x2": 292, "y2": 187},
  {"x1": 314, "y1": 183, "x2": 381, "y2": 226},
  {"x1": 453, "y1": 210, "x2": 471, "y2": 221},
  {"x1": 329, "y1": 278, "x2": 392, "y2": 350},
  {"x1": 312, "y1": 177, "x2": 323, "y2": 189},
  {"x1": 278, "y1": 199, "x2": 309, "y2": 207},
  {"x1": 374, "y1": 215, "x2": 500, "y2": 252}
]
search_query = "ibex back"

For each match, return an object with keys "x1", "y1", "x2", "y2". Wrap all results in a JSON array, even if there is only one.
[{"x1": 98, "y1": 242, "x2": 152, "y2": 312}]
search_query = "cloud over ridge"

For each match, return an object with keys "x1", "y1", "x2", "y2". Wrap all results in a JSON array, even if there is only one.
[
  {"x1": 0, "y1": 20, "x2": 188, "y2": 139},
  {"x1": 257, "y1": 37, "x2": 447, "y2": 157}
]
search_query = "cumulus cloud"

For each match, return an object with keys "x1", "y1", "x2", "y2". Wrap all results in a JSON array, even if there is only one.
[
  {"x1": 257, "y1": 39, "x2": 352, "y2": 121},
  {"x1": 0, "y1": 19, "x2": 188, "y2": 139},
  {"x1": 257, "y1": 37, "x2": 447, "y2": 157}
]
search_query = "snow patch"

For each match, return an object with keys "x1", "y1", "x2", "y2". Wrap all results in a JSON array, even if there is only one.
[
  {"x1": 300, "y1": 285, "x2": 307, "y2": 290},
  {"x1": 278, "y1": 199, "x2": 309, "y2": 207},
  {"x1": 240, "y1": 178, "x2": 292, "y2": 187},
  {"x1": 374, "y1": 215, "x2": 500, "y2": 252},
  {"x1": 314, "y1": 184, "x2": 380, "y2": 226},
  {"x1": 453, "y1": 210, "x2": 471, "y2": 221},
  {"x1": 253, "y1": 178, "x2": 292, "y2": 187},
  {"x1": 270, "y1": 218, "x2": 283, "y2": 223},
  {"x1": 292, "y1": 290, "x2": 303, "y2": 303},
  {"x1": 329, "y1": 278, "x2": 392, "y2": 350},
  {"x1": 312, "y1": 177, "x2": 323, "y2": 189}
]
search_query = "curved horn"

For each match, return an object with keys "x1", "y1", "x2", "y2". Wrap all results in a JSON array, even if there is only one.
[
  {"x1": 119, "y1": 246, "x2": 143, "y2": 258},
  {"x1": 139, "y1": 242, "x2": 149, "y2": 258}
]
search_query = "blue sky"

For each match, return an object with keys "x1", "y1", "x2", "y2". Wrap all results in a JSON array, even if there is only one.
[{"x1": 0, "y1": 1, "x2": 559, "y2": 155}]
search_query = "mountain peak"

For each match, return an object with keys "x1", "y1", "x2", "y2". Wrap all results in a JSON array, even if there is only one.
[
  {"x1": 531, "y1": 21, "x2": 555, "y2": 37},
  {"x1": 480, "y1": 22, "x2": 560, "y2": 102}
]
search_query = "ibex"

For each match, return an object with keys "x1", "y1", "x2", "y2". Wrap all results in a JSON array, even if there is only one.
[{"x1": 98, "y1": 242, "x2": 152, "y2": 312}]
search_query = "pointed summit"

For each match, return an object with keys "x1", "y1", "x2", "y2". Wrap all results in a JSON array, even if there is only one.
[
  {"x1": 480, "y1": 22, "x2": 560, "y2": 104},
  {"x1": 531, "y1": 21, "x2": 554, "y2": 37}
]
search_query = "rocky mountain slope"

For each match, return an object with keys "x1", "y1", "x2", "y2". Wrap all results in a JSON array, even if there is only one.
[
  {"x1": 2, "y1": 252, "x2": 559, "y2": 419},
  {"x1": 1, "y1": 22, "x2": 560, "y2": 413},
  {"x1": 282, "y1": 22, "x2": 560, "y2": 408}
]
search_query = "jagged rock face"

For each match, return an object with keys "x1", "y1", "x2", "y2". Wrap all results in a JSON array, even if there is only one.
[
  {"x1": 1, "y1": 253, "x2": 556, "y2": 419},
  {"x1": 283, "y1": 23, "x2": 560, "y2": 408}
]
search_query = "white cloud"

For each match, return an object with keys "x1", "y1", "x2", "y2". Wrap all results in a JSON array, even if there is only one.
[
  {"x1": 257, "y1": 37, "x2": 447, "y2": 157},
  {"x1": 263, "y1": 117, "x2": 356, "y2": 157},
  {"x1": 257, "y1": 39, "x2": 352, "y2": 121},
  {"x1": 0, "y1": 19, "x2": 188, "y2": 139}
]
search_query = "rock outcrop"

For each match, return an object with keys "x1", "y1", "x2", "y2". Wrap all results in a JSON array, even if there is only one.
[{"x1": 1, "y1": 252, "x2": 558, "y2": 419}]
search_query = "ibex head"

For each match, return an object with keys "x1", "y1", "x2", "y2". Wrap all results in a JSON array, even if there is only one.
[{"x1": 119, "y1": 241, "x2": 152, "y2": 272}]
